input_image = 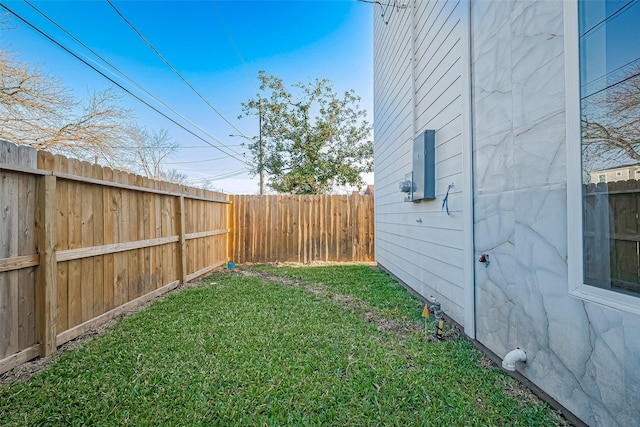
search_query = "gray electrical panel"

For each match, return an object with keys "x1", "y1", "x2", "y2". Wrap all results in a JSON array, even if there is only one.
[
  {"x1": 399, "y1": 130, "x2": 436, "y2": 202},
  {"x1": 412, "y1": 130, "x2": 435, "y2": 201}
]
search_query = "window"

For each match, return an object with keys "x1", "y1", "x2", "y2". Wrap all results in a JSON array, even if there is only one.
[{"x1": 566, "y1": 0, "x2": 640, "y2": 313}]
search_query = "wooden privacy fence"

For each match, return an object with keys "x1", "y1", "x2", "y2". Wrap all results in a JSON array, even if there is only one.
[
  {"x1": 584, "y1": 180, "x2": 640, "y2": 295},
  {"x1": 0, "y1": 140, "x2": 230, "y2": 375},
  {"x1": 230, "y1": 194, "x2": 374, "y2": 263}
]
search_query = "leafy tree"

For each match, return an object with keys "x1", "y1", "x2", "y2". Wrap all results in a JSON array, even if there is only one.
[{"x1": 240, "y1": 71, "x2": 372, "y2": 194}]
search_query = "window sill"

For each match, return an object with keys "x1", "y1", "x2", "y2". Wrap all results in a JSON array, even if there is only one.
[{"x1": 570, "y1": 284, "x2": 640, "y2": 316}]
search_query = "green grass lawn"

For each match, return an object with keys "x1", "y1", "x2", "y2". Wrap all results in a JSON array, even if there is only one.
[{"x1": 0, "y1": 265, "x2": 566, "y2": 426}]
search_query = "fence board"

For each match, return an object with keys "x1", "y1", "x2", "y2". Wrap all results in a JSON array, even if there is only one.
[
  {"x1": 230, "y1": 194, "x2": 375, "y2": 264},
  {"x1": 1, "y1": 139, "x2": 375, "y2": 375},
  {"x1": 0, "y1": 142, "x2": 20, "y2": 360},
  {"x1": 140, "y1": 177, "x2": 151, "y2": 296},
  {"x1": 0, "y1": 140, "x2": 230, "y2": 375},
  {"x1": 18, "y1": 146, "x2": 36, "y2": 351},
  {"x1": 67, "y1": 158, "x2": 82, "y2": 329},
  {"x1": 92, "y1": 163, "x2": 105, "y2": 319},
  {"x1": 81, "y1": 161, "x2": 94, "y2": 323},
  {"x1": 54, "y1": 156, "x2": 69, "y2": 332},
  {"x1": 584, "y1": 180, "x2": 640, "y2": 294}
]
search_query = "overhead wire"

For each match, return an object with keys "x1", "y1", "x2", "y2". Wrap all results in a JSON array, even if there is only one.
[
  {"x1": 580, "y1": 0, "x2": 636, "y2": 39},
  {"x1": 164, "y1": 155, "x2": 230, "y2": 165},
  {"x1": 187, "y1": 169, "x2": 248, "y2": 183},
  {"x1": 0, "y1": 2, "x2": 251, "y2": 167},
  {"x1": 581, "y1": 70, "x2": 640, "y2": 101},
  {"x1": 211, "y1": 1, "x2": 259, "y2": 93},
  {"x1": 106, "y1": 0, "x2": 252, "y2": 143},
  {"x1": 581, "y1": 57, "x2": 640, "y2": 93},
  {"x1": 117, "y1": 144, "x2": 243, "y2": 149},
  {"x1": 22, "y1": 0, "x2": 247, "y2": 160}
]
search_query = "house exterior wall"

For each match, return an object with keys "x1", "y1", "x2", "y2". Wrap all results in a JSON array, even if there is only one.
[
  {"x1": 373, "y1": 0, "x2": 468, "y2": 325},
  {"x1": 589, "y1": 165, "x2": 640, "y2": 183},
  {"x1": 472, "y1": 2, "x2": 640, "y2": 426},
  {"x1": 373, "y1": 1, "x2": 640, "y2": 426}
]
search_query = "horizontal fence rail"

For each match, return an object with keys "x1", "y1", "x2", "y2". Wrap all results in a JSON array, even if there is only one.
[
  {"x1": 0, "y1": 140, "x2": 230, "y2": 375},
  {"x1": 230, "y1": 194, "x2": 375, "y2": 264},
  {"x1": 584, "y1": 180, "x2": 640, "y2": 295},
  {"x1": 1, "y1": 139, "x2": 376, "y2": 376}
]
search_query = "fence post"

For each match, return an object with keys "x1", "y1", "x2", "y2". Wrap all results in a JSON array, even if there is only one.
[
  {"x1": 35, "y1": 174, "x2": 57, "y2": 356},
  {"x1": 178, "y1": 195, "x2": 187, "y2": 284},
  {"x1": 227, "y1": 196, "x2": 233, "y2": 264}
]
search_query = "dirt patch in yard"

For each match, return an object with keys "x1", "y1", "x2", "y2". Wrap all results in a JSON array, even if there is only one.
[{"x1": 231, "y1": 268, "x2": 418, "y2": 340}]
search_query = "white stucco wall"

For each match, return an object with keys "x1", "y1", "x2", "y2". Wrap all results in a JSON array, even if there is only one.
[{"x1": 471, "y1": 2, "x2": 640, "y2": 426}]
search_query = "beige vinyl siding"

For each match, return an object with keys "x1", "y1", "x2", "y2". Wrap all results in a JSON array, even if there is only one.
[{"x1": 373, "y1": 0, "x2": 467, "y2": 325}]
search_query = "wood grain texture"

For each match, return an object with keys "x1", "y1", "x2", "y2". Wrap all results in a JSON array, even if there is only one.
[
  {"x1": 231, "y1": 194, "x2": 375, "y2": 264},
  {"x1": 0, "y1": 140, "x2": 230, "y2": 374}
]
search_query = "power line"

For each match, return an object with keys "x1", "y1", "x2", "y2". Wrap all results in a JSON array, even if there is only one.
[
  {"x1": 580, "y1": 0, "x2": 636, "y2": 39},
  {"x1": 581, "y1": 57, "x2": 640, "y2": 93},
  {"x1": 164, "y1": 156, "x2": 229, "y2": 165},
  {"x1": 22, "y1": 0, "x2": 247, "y2": 161},
  {"x1": 0, "y1": 2, "x2": 251, "y2": 167},
  {"x1": 211, "y1": 1, "x2": 258, "y2": 93},
  {"x1": 106, "y1": 0, "x2": 251, "y2": 142},
  {"x1": 187, "y1": 169, "x2": 248, "y2": 183},
  {"x1": 138, "y1": 144, "x2": 243, "y2": 149},
  {"x1": 581, "y1": 70, "x2": 640, "y2": 101}
]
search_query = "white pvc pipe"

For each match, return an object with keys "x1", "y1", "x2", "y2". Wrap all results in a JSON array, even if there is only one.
[{"x1": 502, "y1": 348, "x2": 527, "y2": 371}]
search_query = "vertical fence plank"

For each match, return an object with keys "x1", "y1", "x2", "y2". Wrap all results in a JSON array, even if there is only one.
[
  {"x1": 140, "y1": 176, "x2": 151, "y2": 295},
  {"x1": 0, "y1": 142, "x2": 19, "y2": 359},
  {"x1": 130, "y1": 173, "x2": 141, "y2": 299},
  {"x1": 91, "y1": 164, "x2": 104, "y2": 318},
  {"x1": 145, "y1": 178, "x2": 156, "y2": 291},
  {"x1": 102, "y1": 167, "x2": 114, "y2": 312},
  {"x1": 54, "y1": 156, "x2": 69, "y2": 333},
  {"x1": 271, "y1": 195, "x2": 278, "y2": 262},
  {"x1": 1, "y1": 144, "x2": 232, "y2": 374},
  {"x1": 17, "y1": 146, "x2": 36, "y2": 351},
  {"x1": 67, "y1": 158, "x2": 83, "y2": 329},
  {"x1": 162, "y1": 186, "x2": 169, "y2": 285},
  {"x1": 35, "y1": 174, "x2": 57, "y2": 356},
  {"x1": 229, "y1": 194, "x2": 374, "y2": 264},
  {"x1": 80, "y1": 162, "x2": 94, "y2": 323},
  {"x1": 153, "y1": 181, "x2": 163, "y2": 288},
  {"x1": 228, "y1": 196, "x2": 234, "y2": 263},
  {"x1": 613, "y1": 180, "x2": 639, "y2": 290},
  {"x1": 179, "y1": 195, "x2": 187, "y2": 284}
]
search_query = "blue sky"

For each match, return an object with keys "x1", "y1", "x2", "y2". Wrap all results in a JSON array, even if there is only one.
[{"x1": 1, "y1": 0, "x2": 374, "y2": 193}]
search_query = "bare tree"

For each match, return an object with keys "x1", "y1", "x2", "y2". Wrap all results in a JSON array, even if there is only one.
[
  {"x1": 160, "y1": 168, "x2": 189, "y2": 185},
  {"x1": 0, "y1": 42, "x2": 192, "y2": 185},
  {"x1": 131, "y1": 127, "x2": 178, "y2": 178},
  {"x1": 582, "y1": 65, "x2": 640, "y2": 174},
  {"x1": 0, "y1": 48, "x2": 133, "y2": 165}
]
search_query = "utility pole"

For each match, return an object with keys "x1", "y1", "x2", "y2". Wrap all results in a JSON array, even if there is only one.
[{"x1": 259, "y1": 96, "x2": 264, "y2": 195}]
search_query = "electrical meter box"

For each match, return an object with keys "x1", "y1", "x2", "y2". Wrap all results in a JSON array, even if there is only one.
[{"x1": 412, "y1": 130, "x2": 436, "y2": 201}]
